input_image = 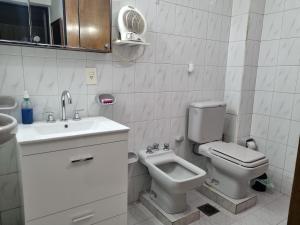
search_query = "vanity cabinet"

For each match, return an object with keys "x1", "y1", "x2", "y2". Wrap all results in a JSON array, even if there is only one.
[{"x1": 18, "y1": 131, "x2": 128, "y2": 225}]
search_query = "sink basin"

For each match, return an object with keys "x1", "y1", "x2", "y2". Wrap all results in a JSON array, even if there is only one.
[
  {"x1": 0, "y1": 113, "x2": 17, "y2": 144},
  {"x1": 34, "y1": 119, "x2": 96, "y2": 135},
  {"x1": 17, "y1": 117, "x2": 129, "y2": 144}
]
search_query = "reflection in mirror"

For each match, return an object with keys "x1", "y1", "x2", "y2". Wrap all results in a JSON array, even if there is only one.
[
  {"x1": 29, "y1": 0, "x2": 65, "y2": 45},
  {"x1": 49, "y1": 0, "x2": 65, "y2": 45},
  {"x1": 0, "y1": 0, "x2": 30, "y2": 42}
]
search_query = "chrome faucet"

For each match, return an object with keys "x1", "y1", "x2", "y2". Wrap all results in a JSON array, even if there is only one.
[{"x1": 61, "y1": 90, "x2": 72, "y2": 121}]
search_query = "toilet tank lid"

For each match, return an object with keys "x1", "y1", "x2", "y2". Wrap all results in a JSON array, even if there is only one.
[{"x1": 189, "y1": 101, "x2": 226, "y2": 109}]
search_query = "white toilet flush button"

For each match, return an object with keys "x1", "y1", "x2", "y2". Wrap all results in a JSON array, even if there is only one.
[{"x1": 188, "y1": 63, "x2": 194, "y2": 73}]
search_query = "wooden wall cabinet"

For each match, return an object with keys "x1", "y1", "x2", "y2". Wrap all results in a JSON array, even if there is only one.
[{"x1": 0, "y1": 0, "x2": 111, "y2": 53}]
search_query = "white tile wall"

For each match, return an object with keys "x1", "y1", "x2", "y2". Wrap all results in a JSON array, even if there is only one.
[
  {"x1": 251, "y1": 0, "x2": 300, "y2": 195},
  {"x1": 0, "y1": 139, "x2": 21, "y2": 223},
  {"x1": 248, "y1": 13, "x2": 264, "y2": 41},
  {"x1": 1, "y1": 208, "x2": 23, "y2": 225},
  {"x1": 231, "y1": 0, "x2": 251, "y2": 16},
  {"x1": 261, "y1": 12, "x2": 283, "y2": 41},
  {"x1": 258, "y1": 40, "x2": 279, "y2": 66},
  {"x1": 264, "y1": 0, "x2": 286, "y2": 14},
  {"x1": 0, "y1": 139, "x2": 18, "y2": 176},
  {"x1": 286, "y1": 0, "x2": 300, "y2": 9},
  {"x1": 0, "y1": 173, "x2": 21, "y2": 211},
  {"x1": 229, "y1": 15, "x2": 249, "y2": 42},
  {"x1": 224, "y1": 0, "x2": 265, "y2": 142}
]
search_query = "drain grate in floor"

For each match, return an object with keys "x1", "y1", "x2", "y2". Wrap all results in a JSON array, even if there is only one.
[{"x1": 198, "y1": 203, "x2": 219, "y2": 216}]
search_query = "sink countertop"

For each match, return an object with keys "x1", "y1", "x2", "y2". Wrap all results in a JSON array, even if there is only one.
[{"x1": 17, "y1": 117, "x2": 129, "y2": 144}]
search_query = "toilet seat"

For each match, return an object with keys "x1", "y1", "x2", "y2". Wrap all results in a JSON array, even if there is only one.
[{"x1": 198, "y1": 141, "x2": 268, "y2": 168}]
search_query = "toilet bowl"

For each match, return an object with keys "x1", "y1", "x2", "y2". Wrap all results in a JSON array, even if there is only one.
[
  {"x1": 139, "y1": 149, "x2": 206, "y2": 214},
  {"x1": 188, "y1": 101, "x2": 269, "y2": 200},
  {"x1": 196, "y1": 141, "x2": 269, "y2": 199}
]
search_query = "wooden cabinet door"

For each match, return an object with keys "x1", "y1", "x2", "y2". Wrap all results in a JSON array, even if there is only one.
[
  {"x1": 64, "y1": 0, "x2": 80, "y2": 48},
  {"x1": 79, "y1": 0, "x2": 111, "y2": 51}
]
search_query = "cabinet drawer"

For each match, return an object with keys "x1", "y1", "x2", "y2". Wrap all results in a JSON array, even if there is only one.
[
  {"x1": 94, "y1": 214, "x2": 126, "y2": 225},
  {"x1": 27, "y1": 194, "x2": 127, "y2": 225},
  {"x1": 22, "y1": 141, "x2": 128, "y2": 221}
]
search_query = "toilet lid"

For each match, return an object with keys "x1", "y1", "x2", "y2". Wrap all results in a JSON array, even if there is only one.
[{"x1": 209, "y1": 141, "x2": 266, "y2": 164}]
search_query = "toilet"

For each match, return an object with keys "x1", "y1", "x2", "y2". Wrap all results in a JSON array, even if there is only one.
[
  {"x1": 139, "y1": 148, "x2": 206, "y2": 214},
  {"x1": 188, "y1": 101, "x2": 269, "y2": 199}
]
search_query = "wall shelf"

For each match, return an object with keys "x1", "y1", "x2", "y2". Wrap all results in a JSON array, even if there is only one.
[{"x1": 113, "y1": 40, "x2": 150, "y2": 47}]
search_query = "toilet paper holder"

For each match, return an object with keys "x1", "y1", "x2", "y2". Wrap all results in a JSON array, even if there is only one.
[{"x1": 246, "y1": 138, "x2": 257, "y2": 150}]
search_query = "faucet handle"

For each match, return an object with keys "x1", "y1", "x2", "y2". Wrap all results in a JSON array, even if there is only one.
[
  {"x1": 46, "y1": 112, "x2": 56, "y2": 123},
  {"x1": 146, "y1": 145, "x2": 154, "y2": 154},
  {"x1": 73, "y1": 109, "x2": 84, "y2": 121},
  {"x1": 163, "y1": 143, "x2": 170, "y2": 151},
  {"x1": 153, "y1": 143, "x2": 159, "y2": 151}
]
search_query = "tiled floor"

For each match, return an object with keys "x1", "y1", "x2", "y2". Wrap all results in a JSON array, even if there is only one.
[{"x1": 128, "y1": 190, "x2": 290, "y2": 225}]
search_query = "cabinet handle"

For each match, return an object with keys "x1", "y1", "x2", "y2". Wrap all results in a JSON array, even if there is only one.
[
  {"x1": 84, "y1": 156, "x2": 94, "y2": 161},
  {"x1": 72, "y1": 213, "x2": 94, "y2": 223},
  {"x1": 70, "y1": 154, "x2": 94, "y2": 163}
]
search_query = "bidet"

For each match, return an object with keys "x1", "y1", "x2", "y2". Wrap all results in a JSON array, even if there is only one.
[{"x1": 139, "y1": 148, "x2": 206, "y2": 213}]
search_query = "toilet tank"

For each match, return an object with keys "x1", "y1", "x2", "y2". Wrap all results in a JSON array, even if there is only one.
[{"x1": 188, "y1": 101, "x2": 226, "y2": 144}]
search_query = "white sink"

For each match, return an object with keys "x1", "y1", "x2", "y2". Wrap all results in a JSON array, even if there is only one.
[
  {"x1": 0, "y1": 113, "x2": 17, "y2": 145},
  {"x1": 17, "y1": 117, "x2": 129, "y2": 144},
  {"x1": 34, "y1": 119, "x2": 96, "y2": 135}
]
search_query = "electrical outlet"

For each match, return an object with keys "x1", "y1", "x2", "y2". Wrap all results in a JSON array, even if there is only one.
[{"x1": 85, "y1": 68, "x2": 97, "y2": 85}]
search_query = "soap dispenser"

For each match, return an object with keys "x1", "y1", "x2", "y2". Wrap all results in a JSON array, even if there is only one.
[{"x1": 21, "y1": 90, "x2": 33, "y2": 124}]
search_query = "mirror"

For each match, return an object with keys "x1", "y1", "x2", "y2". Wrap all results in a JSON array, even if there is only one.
[
  {"x1": 28, "y1": 0, "x2": 60, "y2": 45},
  {"x1": 0, "y1": 0, "x2": 31, "y2": 42},
  {"x1": 0, "y1": 0, "x2": 111, "y2": 52}
]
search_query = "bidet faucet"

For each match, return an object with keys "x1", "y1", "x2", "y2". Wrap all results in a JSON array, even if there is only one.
[
  {"x1": 146, "y1": 145, "x2": 154, "y2": 154},
  {"x1": 61, "y1": 90, "x2": 72, "y2": 121}
]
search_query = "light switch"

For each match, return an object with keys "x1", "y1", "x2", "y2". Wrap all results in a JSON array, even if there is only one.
[{"x1": 85, "y1": 68, "x2": 97, "y2": 85}]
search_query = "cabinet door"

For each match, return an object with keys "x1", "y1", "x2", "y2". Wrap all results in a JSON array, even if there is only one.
[
  {"x1": 22, "y1": 141, "x2": 128, "y2": 221},
  {"x1": 79, "y1": 0, "x2": 111, "y2": 51},
  {"x1": 64, "y1": 0, "x2": 80, "y2": 47},
  {"x1": 94, "y1": 214, "x2": 126, "y2": 225},
  {"x1": 27, "y1": 195, "x2": 127, "y2": 225}
]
